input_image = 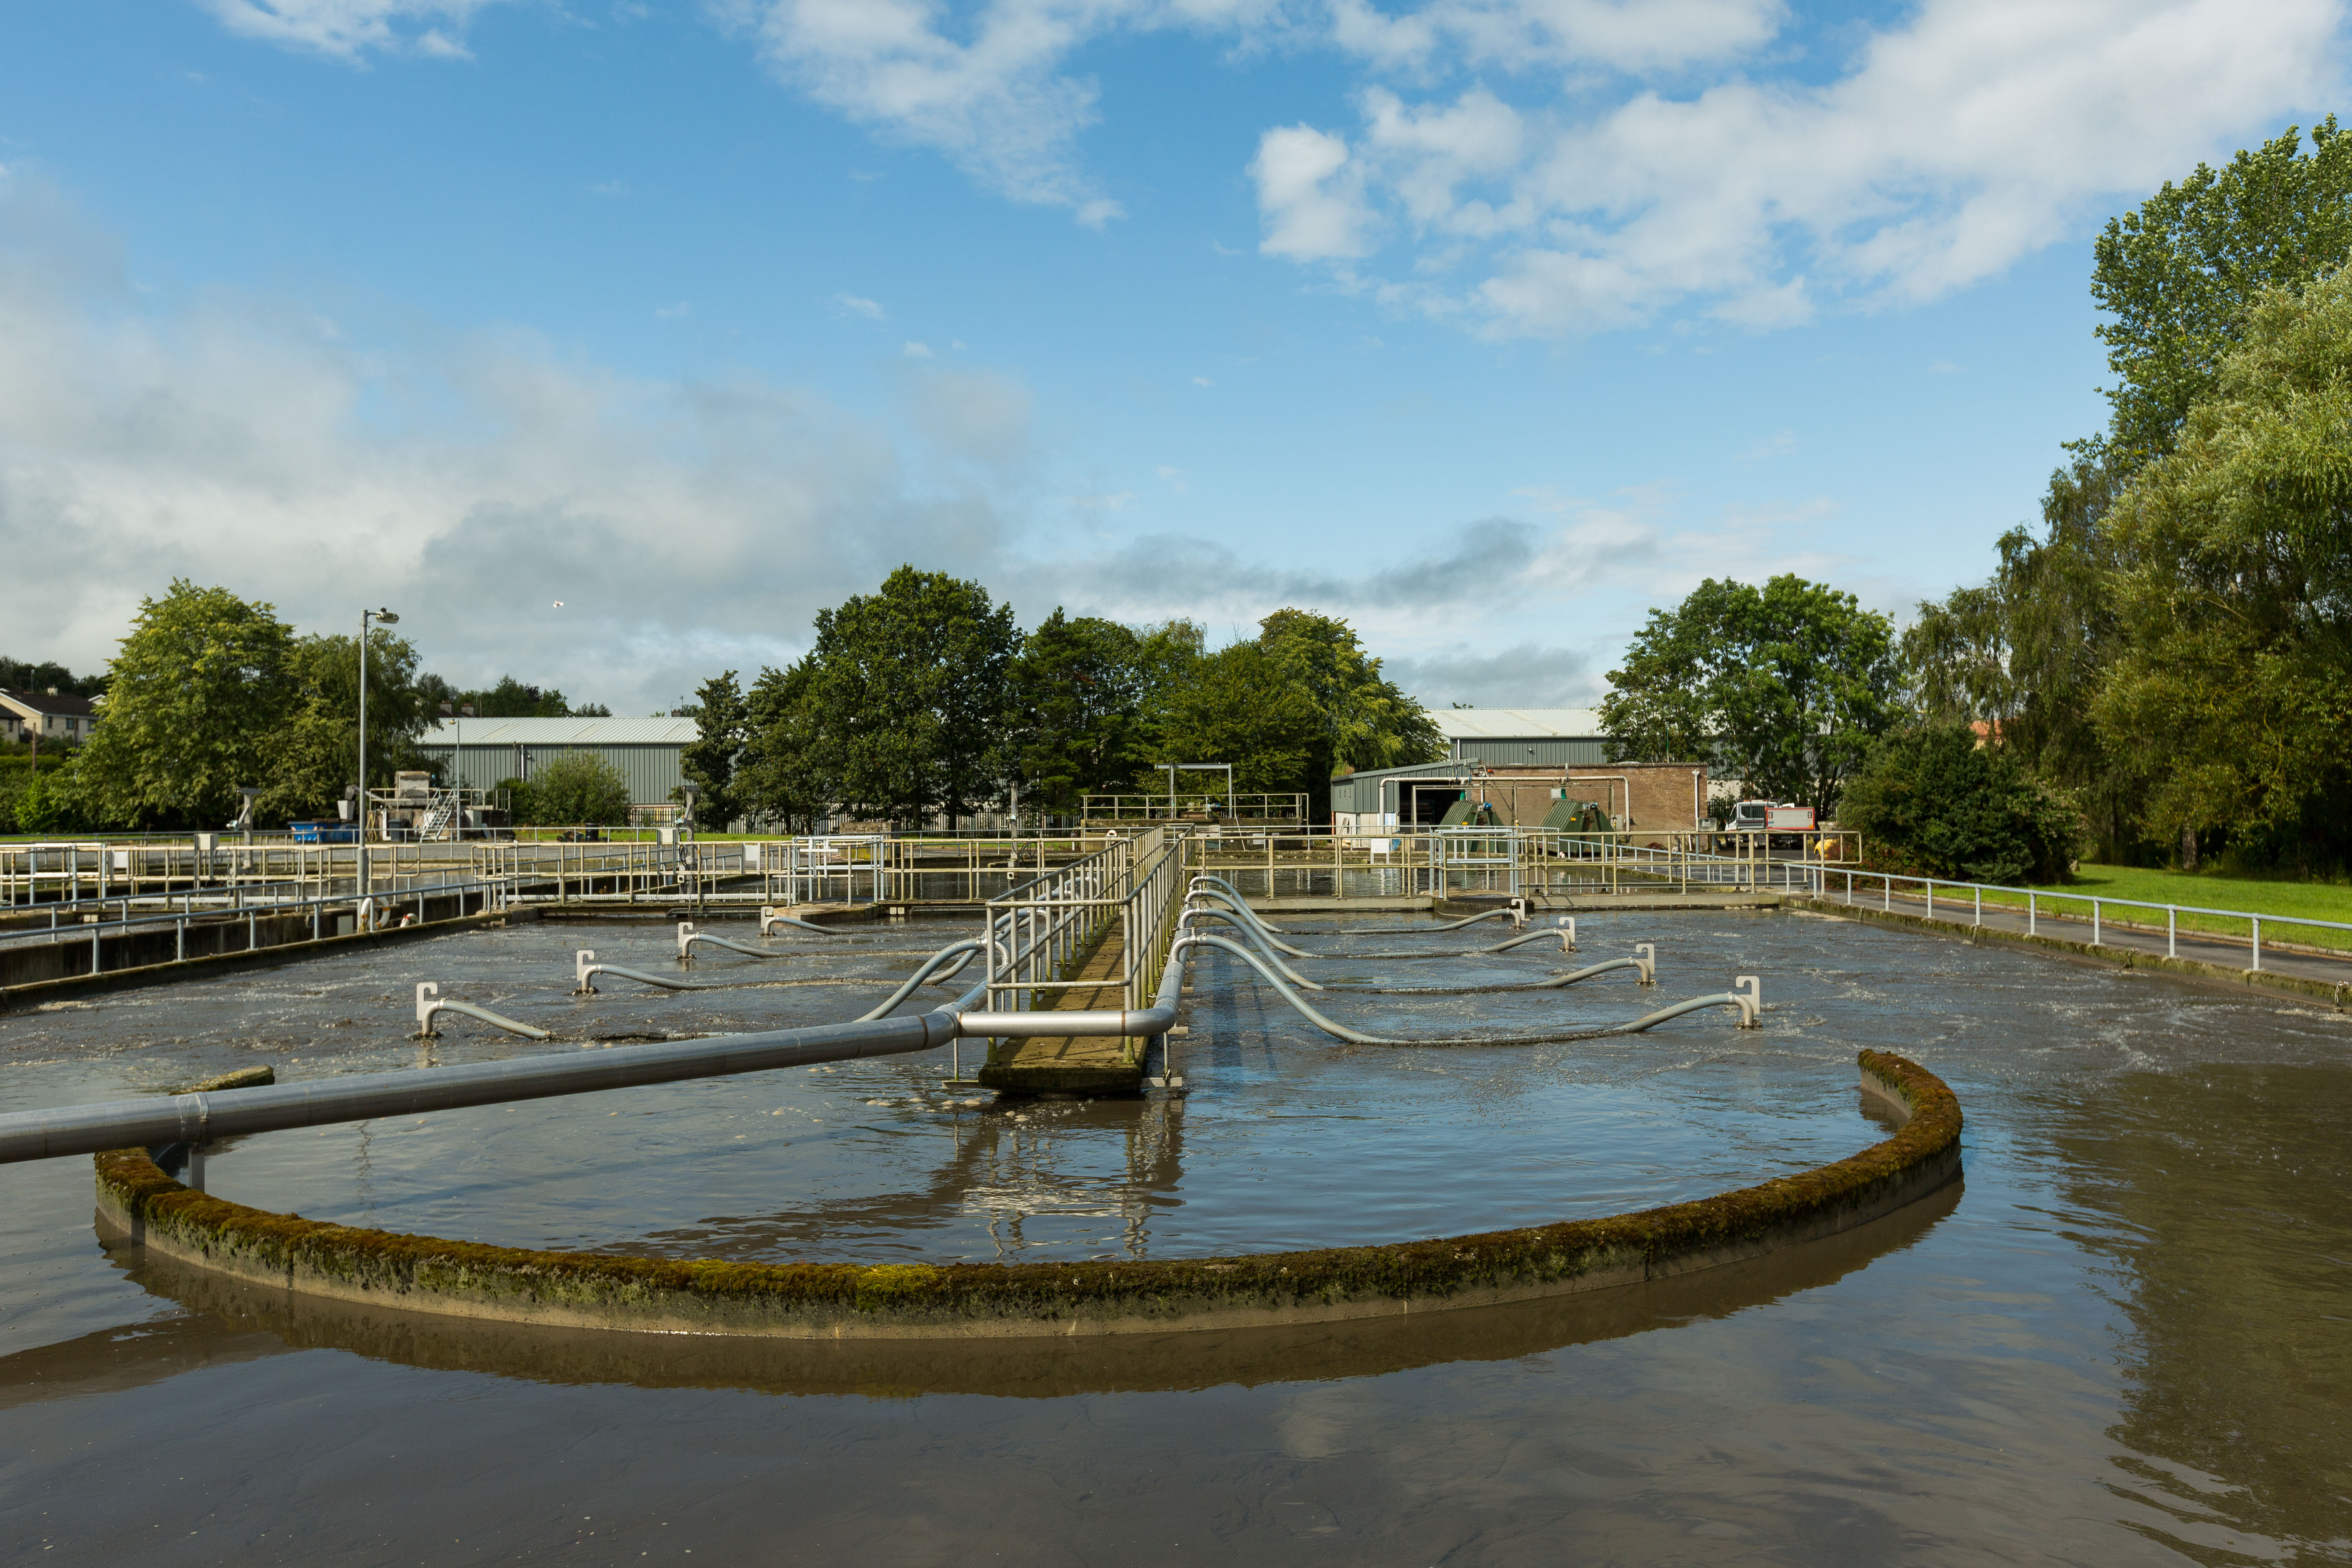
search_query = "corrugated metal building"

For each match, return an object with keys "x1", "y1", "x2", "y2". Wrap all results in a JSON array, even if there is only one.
[
  {"x1": 1431, "y1": 708, "x2": 1609, "y2": 765},
  {"x1": 417, "y1": 717, "x2": 698, "y2": 808}
]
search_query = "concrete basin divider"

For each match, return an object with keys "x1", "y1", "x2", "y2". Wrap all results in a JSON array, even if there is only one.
[{"x1": 93, "y1": 1050, "x2": 1961, "y2": 1340}]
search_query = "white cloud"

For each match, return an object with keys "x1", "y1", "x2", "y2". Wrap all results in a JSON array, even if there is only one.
[
  {"x1": 832, "y1": 292, "x2": 887, "y2": 318},
  {"x1": 1321, "y1": 0, "x2": 2351, "y2": 333},
  {"x1": 1252, "y1": 124, "x2": 1375, "y2": 260},
  {"x1": 902, "y1": 339, "x2": 933, "y2": 356},
  {"x1": 655, "y1": 300, "x2": 692, "y2": 319},
  {"x1": 0, "y1": 172, "x2": 1029, "y2": 712},
  {"x1": 1327, "y1": 0, "x2": 1784, "y2": 75},
  {"x1": 726, "y1": 0, "x2": 1141, "y2": 222},
  {"x1": 201, "y1": 0, "x2": 502, "y2": 59}
]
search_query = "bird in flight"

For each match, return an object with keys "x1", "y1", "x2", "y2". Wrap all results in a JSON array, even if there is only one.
[{"x1": 553, "y1": 601, "x2": 565, "y2": 609}]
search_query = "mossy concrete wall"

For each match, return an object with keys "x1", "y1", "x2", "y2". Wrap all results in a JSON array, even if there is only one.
[{"x1": 94, "y1": 1050, "x2": 1962, "y2": 1340}]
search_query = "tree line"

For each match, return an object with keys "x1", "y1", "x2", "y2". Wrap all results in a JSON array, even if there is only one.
[
  {"x1": 679, "y1": 567, "x2": 1443, "y2": 832},
  {"x1": 1605, "y1": 119, "x2": 2352, "y2": 883},
  {"x1": 0, "y1": 582, "x2": 615, "y2": 833}
]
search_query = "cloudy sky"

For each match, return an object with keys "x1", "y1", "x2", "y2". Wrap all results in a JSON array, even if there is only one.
[{"x1": 2, "y1": 1, "x2": 2344, "y2": 713}]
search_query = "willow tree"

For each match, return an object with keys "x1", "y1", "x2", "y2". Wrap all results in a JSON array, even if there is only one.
[{"x1": 2092, "y1": 264, "x2": 2352, "y2": 867}]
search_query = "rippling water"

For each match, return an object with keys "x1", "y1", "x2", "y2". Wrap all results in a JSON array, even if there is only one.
[{"x1": 2, "y1": 907, "x2": 2347, "y2": 1564}]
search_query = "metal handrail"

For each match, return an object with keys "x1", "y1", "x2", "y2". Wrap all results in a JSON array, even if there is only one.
[{"x1": 1826, "y1": 865, "x2": 2352, "y2": 971}]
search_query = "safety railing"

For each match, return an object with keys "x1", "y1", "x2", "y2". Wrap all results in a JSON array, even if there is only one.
[
  {"x1": 982, "y1": 826, "x2": 1183, "y2": 1021},
  {"x1": 0, "y1": 877, "x2": 515, "y2": 979},
  {"x1": 1822, "y1": 866, "x2": 2352, "y2": 971}
]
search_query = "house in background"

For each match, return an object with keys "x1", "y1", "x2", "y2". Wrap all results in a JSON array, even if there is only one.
[{"x1": 1, "y1": 688, "x2": 100, "y2": 747}]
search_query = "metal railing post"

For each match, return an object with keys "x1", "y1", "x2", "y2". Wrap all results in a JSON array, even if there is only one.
[
  {"x1": 2167, "y1": 907, "x2": 2176, "y2": 958},
  {"x1": 2252, "y1": 917, "x2": 2261, "y2": 970},
  {"x1": 2028, "y1": 892, "x2": 2036, "y2": 937}
]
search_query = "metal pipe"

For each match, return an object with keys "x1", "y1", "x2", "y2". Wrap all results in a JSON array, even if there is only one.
[
  {"x1": 413, "y1": 982, "x2": 551, "y2": 1041},
  {"x1": 0, "y1": 993, "x2": 990, "y2": 1165}
]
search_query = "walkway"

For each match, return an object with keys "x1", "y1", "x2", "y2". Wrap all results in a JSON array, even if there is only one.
[{"x1": 976, "y1": 921, "x2": 1145, "y2": 1097}]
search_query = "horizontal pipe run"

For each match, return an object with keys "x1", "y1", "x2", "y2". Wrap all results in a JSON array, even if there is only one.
[{"x1": 0, "y1": 991, "x2": 984, "y2": 1165}]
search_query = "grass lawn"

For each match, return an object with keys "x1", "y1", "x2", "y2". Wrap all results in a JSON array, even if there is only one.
[{"x1": 1966, "y1": 863, "x2": 2352, "y2": 950}]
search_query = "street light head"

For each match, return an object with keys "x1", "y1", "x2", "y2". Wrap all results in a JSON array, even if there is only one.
[{"x1": 376, "y1": 609, "x2": 400, "y2": 624}]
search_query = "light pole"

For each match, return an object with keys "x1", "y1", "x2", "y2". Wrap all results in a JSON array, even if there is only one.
[{"x1": 359, "y1": 607, "x2": 399, "y2": 897}]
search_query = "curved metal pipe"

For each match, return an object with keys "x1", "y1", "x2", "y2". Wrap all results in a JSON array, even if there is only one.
[
  {"x1": 758, "y1": 907, "x2": 848, "y2": 939},
  {"x1": 854, "y1": 940, "x2": 986, "y2": 1022},
  {"x1": 1174, "y1": 907, "x2": 1324, "y2": 989},
  {"x1": 1183, "y1": 886, "x2": 1310, "y2": 955},
  {"x1": 1183, "y1": 934, "x2": 1755, "y2": 1045},
  {"x1": 1187, "y1": 880, "x2": 1565, "y2": 959},
  {"x1": 412, "y1": 982, "x2": 552, "y2": 1041},
  {"x1": 953, "y1": 930, "x2": 1186, "y2": 1040},
  {"x1": 678, "y1": 921, "x2": 797, "y2": 962},
  {"x1": 1334, "y1": 946, "x2": 1655, "y2": 995},
  {"x1": 1187, "y1": 875, "x2": 1292, "y2": 932}
]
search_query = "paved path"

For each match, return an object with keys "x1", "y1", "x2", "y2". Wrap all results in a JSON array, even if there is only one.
[{"x1": 1808, "y1": 885, "x2": 2352, "y2": 989}]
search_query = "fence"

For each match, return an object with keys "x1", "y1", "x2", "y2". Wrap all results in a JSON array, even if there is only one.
[
  {"x1": 1823, "y1": 866, "x2": 2352, "y2": 970},
  {"x1": 983, "y1": 827, "x2": 1184, "y2": 1020}
]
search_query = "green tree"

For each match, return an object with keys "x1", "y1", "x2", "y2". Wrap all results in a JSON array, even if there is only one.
[
  {"x1": 1902, "y1": 452, "x2": 2132, "y2": 847},
  {"x1": 738, "y1": 660, "x2": 829, "y2": 833},
  {"x1": 1256, "y1": 608, "x2": 1444, "y2": 778},
  {"x1": 73, "y1": 581, "x2": 296, "y2": 829},
  {"x1": 2091, "y1": 263, "x2": 2352, "y2": 868},
  {"x1": 1148, "y1": 642, "x2": 1324, "y2": 800},
  {"x1": 260, "y1": 630, "x2": 433, "y2": 823},
  {"x1": 420, "y1": 674, "x2": 607, "y2": 718},
  {"x1": 1602, "y1": 574, "x2": 1900, "y2": 813},
  {"x1": 677, "y1": 670, "x2": 749, "y2": 830},
  {"x1": 2094, "y1": 118, "x2": 2352, "y2": 467},
  {"x1": 1840, "y1": 723, "x2": 2088, "y2": 885},
  {"x1": 0, "y1": 657, "x2": 107, "y2": 698},
  {"x1": 799, "y1": 567, "x2": 1020, "y2": 828},
  {"x1": 528, "y1": 752, "x2": 633, "y2": 826},
  {"x1": 1008, "y1": 610, "x2": 1147, "y2": 816}
]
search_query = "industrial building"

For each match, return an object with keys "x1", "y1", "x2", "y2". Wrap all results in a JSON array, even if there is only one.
[
  {"x1": 417, "y1": 717, "x2": 698, "y2": 810},
  {"x1": 1334, "y1": 709, "x2": 1707, "y2": 836}
]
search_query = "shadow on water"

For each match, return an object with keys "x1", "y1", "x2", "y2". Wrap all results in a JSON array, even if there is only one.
[{"x1": 8, "y1": 1164, "x2": 1963, "y2": 1405}]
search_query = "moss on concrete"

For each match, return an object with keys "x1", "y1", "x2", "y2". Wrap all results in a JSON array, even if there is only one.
[{"x1": 96, "y1": 1050, "x2": 1960, "y2": 1339}]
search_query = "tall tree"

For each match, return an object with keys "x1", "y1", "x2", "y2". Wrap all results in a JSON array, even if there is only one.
[
  {"x1": 1602, "y1": 575, "x2": 1900, "y2": 813},
  {"x1": 678, "y1": 670, "x2": 748, "y2": 830},
  {"x1": 1148, "y1": 642, "x2": 1324, "y2": 801},
  {"x1": 261, "y1": 629, "x2": 434, "y2": 822},
  {"x1": 1903, "y1": 453, "x2": 2131, "y2": 845},
  {"x1": 800, "y1": 567, "x2": 1021, "y2": 828},
  {"x1": 1008, "y1": 610, "x2": 1146, "y2": 816},
  {"x1": 2093, "y1": 118, "x2": 2352, "y2": 468},
  {"x1": 72, "y1": 581, "x2": 297, "y2": 829},
  {"x1": 2091, "y1": 263, "x2": 2352, "y2": 867},
  {"x1": 1256, "y1": 609, "x2": 1445, "y2": 779},
  {"x1": 738, "y1": 660, "x2": 828, "y2": 833}
]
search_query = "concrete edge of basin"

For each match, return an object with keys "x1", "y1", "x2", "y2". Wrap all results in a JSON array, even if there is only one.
[
  {"x1": 90, "y1": 1051, "x2": 1961, "y2": 1341},
  {"x1": 1785, "y1": 896, "x2": 2352, "y2": 1011},
  {"x1": 0, "y1": 906, "x2": 536, "y2": 1015}
]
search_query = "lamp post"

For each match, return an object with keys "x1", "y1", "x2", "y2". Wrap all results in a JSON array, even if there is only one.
[{"x1": 359, "y1": 607, "x2": 399, "y2": 897}]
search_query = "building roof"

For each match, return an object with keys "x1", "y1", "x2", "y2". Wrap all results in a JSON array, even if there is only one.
[
  {"x1": 1427, "y1": 708, "x2": 1604, "y2": 739},
  {"x1": 421, "y1": 717, "x2": 700, "y2": 745},
  {"x1": 0, "y1": 688, "x2": 100, "y2": 718}
]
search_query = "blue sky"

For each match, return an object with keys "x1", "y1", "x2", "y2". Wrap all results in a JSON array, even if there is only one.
[{"x1": 2, "y1": 0, "x2": 2345, "y2": 714}]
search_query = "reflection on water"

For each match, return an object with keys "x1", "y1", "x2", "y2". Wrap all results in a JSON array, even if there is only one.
[
  {"x1": 2060, "y1": 1065, "x2": 2352, "y2": 1561},
  {"x1": 5, "y1": 909, "x2": 2352, "y2": 1563}
]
